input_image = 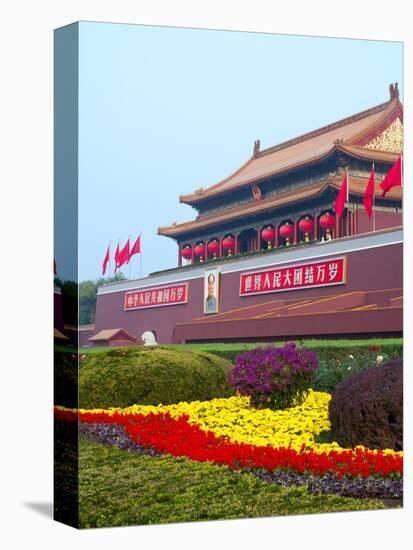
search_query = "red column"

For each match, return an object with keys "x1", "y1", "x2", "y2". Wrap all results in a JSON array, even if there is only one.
[
  {"x1": 178, "y1": 245, "x2": 182, "y2": 267},
  {"x1": 275, "y1": 223, "x2": 279, "y2": 247},
  {"x1": 257, "y1": 227, "x2": 262, "y2": 251},
  {"x1": 335, "y1": 213, "x2": 340, "y2": 239},
  {"x1": 293, "y1": 220, "x2": 298, "y2": 244},
  {"x1": 219, "y1": 237, "x2": 223, "y2": 259},
  {"x1": 234, "y1": 233, "x2": 238, "y2": 255},
  {"x1": 314, "y1": 213, "x2": 318, "y2": 240},
  {"x1": 354, "y1": 205, "x2": 358, "y2": 235},
  {"x1": 192, "y1": 243, "x2": 196, "y2": 264}
]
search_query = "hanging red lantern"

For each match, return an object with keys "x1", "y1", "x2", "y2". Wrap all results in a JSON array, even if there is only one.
[
  {"x1": 261, "y1": 226, "x2": 275, "y2": 249},
  {"x1": 207, "y1": 240, "x2": 220, "y2": 259},
  {"x1": 319, "y1": 212, "x2": 335, "y2": 240},
  {"x1": 319, "y1": 212, "x2": 335, "y2": 228},
  {"x1": 279, "y1": 223, "x2": 293, "y2": 246},
  {"x1": 222, "y1": 235, "x2": 235, "y2": 256},
  {"x1": 298, "y1": 217, "x2": 314, "y2": 242},
  {"x1": 194, "y1": 243, "x2": 206, "y2": 262},
  {"x1": 181, "y1": 246, "x2": 192, "y2": 261}
]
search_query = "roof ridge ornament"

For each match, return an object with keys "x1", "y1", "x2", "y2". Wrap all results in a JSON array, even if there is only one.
[
  {"x1": 253, "y1": 139, "x2": 261, "y2": 157},
  {"x1": 389, "y1": 82, "x2": 399, "y2": 101}
]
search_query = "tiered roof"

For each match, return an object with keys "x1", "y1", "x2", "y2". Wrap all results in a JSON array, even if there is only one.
[{"x1": 159, "y1": 85, "x2": 403, "y2": 238}]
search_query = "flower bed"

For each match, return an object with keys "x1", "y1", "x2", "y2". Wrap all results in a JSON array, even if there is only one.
[{"x1": 56, "y1": 390, "x2": 403, "y2": 496}]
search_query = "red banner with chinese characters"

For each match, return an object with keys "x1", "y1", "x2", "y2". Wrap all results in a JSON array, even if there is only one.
[
  {"x1": 124, "y1": 283, "x2": 188, "y2": 310},
  {"x1": 239, "y1": 257, "x2": 346, "y2": 296}
]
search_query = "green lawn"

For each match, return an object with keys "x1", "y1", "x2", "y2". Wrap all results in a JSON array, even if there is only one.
[
  {"x1": 57, "y1": 337, "x2": 402, "y2": 355},
  {"x1": 78, "y1": 438, "x2": 384, "y2": 528}
]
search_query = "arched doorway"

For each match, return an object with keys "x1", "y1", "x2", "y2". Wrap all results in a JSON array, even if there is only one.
[{"x1": 238, "y1": 228, "x2": 258, "y2": 254}]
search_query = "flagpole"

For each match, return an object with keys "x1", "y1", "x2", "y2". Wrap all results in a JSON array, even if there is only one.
[
  {"x1": 347, "y1": 168, "x2": 350, "y2": 238},
  {"x1": 128, "y1": 234, "x2": 131, "y2": 280},
  {"x1": 115, "y1": 236, "x2": 120, "y2": 276},
  {"x1": 140, "y1": 231, "x2": 143, "y2": 279},
  {"x1": 372, "y1": 163, "x2": 376, "y2": 233},
  {"x1": 108, "y1": 240, "x2": 111, "y2": 278}
]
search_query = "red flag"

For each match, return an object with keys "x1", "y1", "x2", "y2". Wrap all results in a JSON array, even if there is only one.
[
  {"x1": 363, "y1": 166, "x2": 375, "y2": 219},
  {"x1": 117, "y1": 238, "x2": 130, "y2": 268},
  {"x1": 102, "y1": 245, "x2": 110, "y2": 275},
  {"x1": 130, "y1": 236, "x2": 141, "y2": 259},
  {"x1": 334, "y1": 172, "x2": 348, "y2": 219},
  {"x1": 380, "y1": 157, "x2": 402, "y2": 197},
  {"x1": 114, "y1": 243, "x2": 120, "y2": 272}
]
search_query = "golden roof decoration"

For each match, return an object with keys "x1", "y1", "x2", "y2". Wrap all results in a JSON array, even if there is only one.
[{"x1": 365, "y1": 117, "x2": 403, "y2": 154}]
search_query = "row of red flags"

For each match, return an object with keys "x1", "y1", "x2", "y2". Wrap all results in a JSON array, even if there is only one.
[
  {"x1": 102, "y1": 235, "x2": 141, "y2": 275},
  {"x1": 335, "y1": 156, "x2": 402, "y2": 219}
]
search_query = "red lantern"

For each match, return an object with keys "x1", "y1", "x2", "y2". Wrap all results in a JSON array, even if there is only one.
[
  {"x1": 279, "y1": 223, "x2": 293, "y2": 245},
  {"x1": 298, "y1": 217, "x2": 314, "y2": 242},
  {"x1": 319, "y1": 213, "x2": 335, "y2": 240},
  {"x1": 207, "y1": 240, "x2": 220, "y2": 259},
  {"x1": 181, "y1": 246, "x2": 192, "y2": 261},
  {"x1": 261, "y1": 227, "x2": 275, "y2": 249},
  {"x1": 194, "y1": 243, "x2": 206, "y2": 262},
  {"x1": 319, "y1": 213, "x2": 335, "y2": 228},
  {"x1": 222, "y1": 235, "x2": 235, "y2": 256}
]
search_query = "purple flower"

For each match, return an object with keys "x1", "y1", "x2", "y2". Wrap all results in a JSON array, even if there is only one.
[{"x1": 227, "y1": 343, "x2": 318, "y2": 410}]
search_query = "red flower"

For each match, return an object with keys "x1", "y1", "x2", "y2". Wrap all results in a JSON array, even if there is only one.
[{"x1": 56, "y1": 406, "x2": 403, "y2": 480}]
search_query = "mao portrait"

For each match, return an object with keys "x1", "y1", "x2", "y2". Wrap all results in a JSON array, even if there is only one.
[{"x1": 204, "y1": 268, "x2": 219, "y2": 314}]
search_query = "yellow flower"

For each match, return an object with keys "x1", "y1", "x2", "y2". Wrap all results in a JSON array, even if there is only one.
[{"x1": 60, "y1": 389, "x2": 402, "y2": 457}]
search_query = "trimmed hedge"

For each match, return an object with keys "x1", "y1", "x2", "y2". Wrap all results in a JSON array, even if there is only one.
[
  {"x1": 329, "y1": 358, "x2": 403, "y2": 450},
  {"x1": 311, "y1": 347, "x2": 401, "y2": 393},
  {"x1": 79, "y1": 346, "x2": 235, "y2": 409}
]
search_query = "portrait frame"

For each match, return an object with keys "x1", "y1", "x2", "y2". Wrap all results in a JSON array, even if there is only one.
[{"x1": 203, "y1": 267, "x2": 220, "y2": 314}]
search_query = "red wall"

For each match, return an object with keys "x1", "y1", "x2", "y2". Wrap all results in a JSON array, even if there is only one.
[
  {"x1": 356, "y1": 209, "x2": 402, "y2": 235},
  {"x1": 94, "y1": 239, "x2": 402, "y2": 344}
]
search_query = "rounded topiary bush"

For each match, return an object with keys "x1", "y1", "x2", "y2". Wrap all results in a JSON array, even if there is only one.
[
  {"x1": 329, "y1": 358, "x2": 403, "y2": 450},
  {"x1": 79, "y1": 346, "x2": 235, "y2": 409},
  {"x1": 228, "y1": 343, "x2": 318, "y2": 410}
]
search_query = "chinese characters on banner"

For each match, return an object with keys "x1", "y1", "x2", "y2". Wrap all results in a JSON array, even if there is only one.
[
  {"x1": 239, "y1": 257, "x2": 346, "y2": 296},
  {"x1": 124, "y1": 283, "x2": 188, "y2": 310}
]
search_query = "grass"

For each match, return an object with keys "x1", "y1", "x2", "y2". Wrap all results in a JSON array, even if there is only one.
[
  {"x1": 57, "y1": 337, "x2": 403, "y2": 355},
  {"x1": 78, "y1": 437, "x2": 384, "y2": 528}
]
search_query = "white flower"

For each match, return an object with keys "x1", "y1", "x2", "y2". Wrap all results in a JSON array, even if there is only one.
[
  {"x1": 376, "y1": 355, "x2": 384, "y2": 364},
  {"x1": 348, "y1": 355, "x2": 354, "y2": 360},
  {"x1": 347, "y1": 366, "x2": 352, "y2": 370}
]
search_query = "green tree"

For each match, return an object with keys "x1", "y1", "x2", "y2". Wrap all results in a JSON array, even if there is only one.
[{"x1": 79, "y1": 273, "x2": 126, "y2": 325}]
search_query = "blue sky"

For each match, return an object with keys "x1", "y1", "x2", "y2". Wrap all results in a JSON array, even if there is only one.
[{"x1": 78, "y1": 22, "x2": 403, "y2": 281}]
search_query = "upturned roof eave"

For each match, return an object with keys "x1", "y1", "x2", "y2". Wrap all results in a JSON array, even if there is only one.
[
  {"x1": 179, "y1": 143, "x2": 399, "y2": 206},
  {"x1": 159, "y1": 176, "x2": 402, "y2": 238}
]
